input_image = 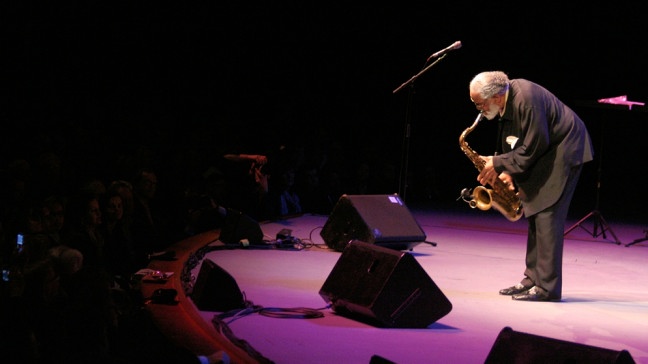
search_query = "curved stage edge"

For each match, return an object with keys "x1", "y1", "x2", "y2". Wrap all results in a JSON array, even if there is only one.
[{"x1": 139, "y1": 229, "x2": 259, "y2": 364}]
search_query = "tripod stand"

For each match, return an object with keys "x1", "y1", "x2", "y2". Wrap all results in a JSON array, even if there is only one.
[{"x1": 564, "y1": 119, "x2": 621, "y2": 244}]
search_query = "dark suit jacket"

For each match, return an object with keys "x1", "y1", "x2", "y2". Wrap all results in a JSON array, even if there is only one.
[{"x1": 493, "y1": 79, "x2": 594, "y2": 216}]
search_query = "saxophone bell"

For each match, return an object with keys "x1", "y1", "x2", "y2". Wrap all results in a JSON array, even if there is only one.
[{"x1": 471, "y1": 186, "x2": 493, "y2": 211}]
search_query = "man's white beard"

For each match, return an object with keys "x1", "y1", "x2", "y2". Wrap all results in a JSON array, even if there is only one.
[{"x1": 482, "y1": 103, "x2": 500, "y2": 120}]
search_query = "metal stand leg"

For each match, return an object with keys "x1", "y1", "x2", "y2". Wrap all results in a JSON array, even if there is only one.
[
  {"x1": 625, "y1": 229, "x2": 648, "y2": 247},
  {"x1": 564, "y1": 210, "x2": 620, "y2": 244},
  {"x1": 564, "y1": 120, "x2": 620, "y2": 245}
]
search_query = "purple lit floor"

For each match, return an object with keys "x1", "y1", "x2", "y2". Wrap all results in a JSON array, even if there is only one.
[{"x1": 191, "y1": 207, "x2": 648, "y2": 364}]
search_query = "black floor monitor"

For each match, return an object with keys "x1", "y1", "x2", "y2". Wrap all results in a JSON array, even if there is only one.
[{"x1": 320, "y1": 194, "x2": 426, "y2": 251}]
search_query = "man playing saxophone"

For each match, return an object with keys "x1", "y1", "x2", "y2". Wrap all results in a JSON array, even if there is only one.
[{"x1": 469, "y1": 71, "x2": 593, "y2": 301}]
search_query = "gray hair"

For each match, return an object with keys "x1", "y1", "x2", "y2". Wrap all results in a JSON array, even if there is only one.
[
  {"x1": 49, "y1": 245, "x2": 84, "y2": 275},
  {"x1": 470, "y1": 71, "x2": 510, "y2": 99}
]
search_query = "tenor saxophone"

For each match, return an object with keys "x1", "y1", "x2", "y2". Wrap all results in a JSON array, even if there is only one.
[{"x1": 459, "y1": 114, "x2": 523, "y2": 222}]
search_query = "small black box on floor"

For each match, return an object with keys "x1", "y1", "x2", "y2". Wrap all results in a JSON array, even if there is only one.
[
  {"x1": 320, "y1": 194, "x2": 426, "y2": 251},
  {"x1": 485, "y1": 326, "x2": 636, "y2": 364},
  {"x1": 191, "y1": 259, "x2": 246, "y2": 312},
  {"x1": 319, "y1": 240, "x2": 452, "y2": 328}
]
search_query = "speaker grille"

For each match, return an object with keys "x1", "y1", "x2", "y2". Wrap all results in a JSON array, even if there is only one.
[
  {"x1": 319, "y1": 240, "x2": 452, "y2": 328},
  {"x1": 485, "y1": 327, "x2": 636, "y2": 363},
  {"x1": 320, "y1": 194, "x2": 426, "y2": 251},
  {"x1": 191, "y1": 259, "x2": 246, "y2": 312}
]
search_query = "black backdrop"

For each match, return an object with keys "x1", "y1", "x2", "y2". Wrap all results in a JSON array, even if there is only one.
[{"x1": 2, "y1": 3, "x2": 646, "y2": 223}]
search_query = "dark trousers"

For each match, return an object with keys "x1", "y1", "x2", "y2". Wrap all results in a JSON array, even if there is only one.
[{"x1": 521, "y1": 165, "x2": 583, "y2": 299}]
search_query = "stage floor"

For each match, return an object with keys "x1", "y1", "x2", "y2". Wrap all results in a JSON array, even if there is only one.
[{"x1": 189, "y1": 205, "x2": 648, "y2": 363}]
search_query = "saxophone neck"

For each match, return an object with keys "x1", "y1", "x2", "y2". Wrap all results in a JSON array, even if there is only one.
[
  {"x1": 467, "y1": 114, "x2": 483, "y2": 132},
  {"x1": 473, "y1": 113, "x2": 483, "y2": 125},
  {"x1": 459, "y1": 114, "x2": 484, "y2": 143}
]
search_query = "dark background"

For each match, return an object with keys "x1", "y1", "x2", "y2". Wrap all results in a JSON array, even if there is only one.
[{"x1": 2, "y1": 3, "x2": 646, "y2": 223}]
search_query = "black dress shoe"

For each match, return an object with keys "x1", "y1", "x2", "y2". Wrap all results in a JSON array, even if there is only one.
[
  {"x1": 511, "y1": 286, "x2": 556, "y2": 301},
  {"x1": 499, "y1": 283, "x2": 532, "y2": 295}
]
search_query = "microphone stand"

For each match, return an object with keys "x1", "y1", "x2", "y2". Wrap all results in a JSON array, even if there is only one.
[{"x1": 393, "y1": 54, "x2": 448, "y2": 201}]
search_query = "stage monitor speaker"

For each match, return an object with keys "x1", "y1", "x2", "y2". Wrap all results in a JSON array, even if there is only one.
[
  {"x1": 320, "y1": 194, "x2": 426, "y2": 251},
  {"x1": 485, "y1": 327, "x2": 636, "y2": 364},
  {"x1": 191, "y1": 259, "x2": 247, "y2": 312},
  {"x1": 319, "y1": 240, "x2": 452, "y2": 328},
  {"x1": 219, "y1": 208, "x2": 264, "y2": 245}
]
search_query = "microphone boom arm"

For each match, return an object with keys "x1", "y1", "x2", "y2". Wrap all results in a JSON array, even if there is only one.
[{"x1": 392, "y1": 54, "x2": 447, "y2": 94}]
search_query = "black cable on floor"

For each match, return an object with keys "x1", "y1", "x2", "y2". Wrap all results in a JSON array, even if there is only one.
[{"x1": 258, "y1": 306, "x2": 326, "y2": 319}]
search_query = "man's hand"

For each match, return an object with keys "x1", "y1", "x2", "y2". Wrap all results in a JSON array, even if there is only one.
[
  {"x1": 478, "y1": 156, "x2": 515, "y2": 191},
  {"x1": 477, "y1": 156, "x2": 497, "y2": 186},
  {"x1": 499, "y1": 172, "x2": 515, "y2": 191}
]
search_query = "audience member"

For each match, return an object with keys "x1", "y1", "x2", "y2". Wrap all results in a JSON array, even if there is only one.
[
  {"x1": 266, "y1": 142, "x2": 310, "y2": 219},
  {"x1": 31, "y1": 151, "x2": 70, "y2": 201},
  {"x1": 41, "y1": 194, "x2": 68, "y2": 248},
  {"x1": 49, "y1": 244, "x2": 84, "y2": 276},
  {"x1": 221, "y1": 153, "x2": 270, "y2": 220},
  {"x1": 197, "y1": 164, "x2": 229, "y2": 211},
  {"x1": 64, "y1": 191, "x2": 112, "y2": 285},
  {"x1": 5, "y1": 202, "x2": 52, "y2": 272},
  {"x1": 108, "y1": 179, "x2": 135, "y2": 228},
  {"x1": 316, "y1": 141, "x2": 348, "y2": 209},
  {"x1": 3, "y1": 255, "x2": 69, "y2": 363},
  {"x1": 130, "y1": 167, "x2": 173, "y2": 262},
  {"x1": 54, "y1": 190, "x2": 120, "y2": 362},
  {"x1": 3, "y1": 158, "x2": 33, "y2": 207},
  {"x1": 294, "y1": 161, "x2": 334, "y2": 215},
  {"x1": 80, "y1": 177, "x2": 107, "y2": 198},
  {"x1": 100, "y1": 190, "x2": 138, "y2": 285},
  {"x1": 266, "y1": 162, "x2": 303, "y2": 219},
  {"x1": 1, "y1": 158, "x2": 34, "y2": 261},
  {"x1": 182, "y1": 193, "x2": 225, "y2": 237}
]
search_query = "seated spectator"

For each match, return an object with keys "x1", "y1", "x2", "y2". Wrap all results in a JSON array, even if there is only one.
[
  {"x1": 130, "y1": 168, "x2": 174, "y2": 264},
  {"x1": 65, "y1": 192, "x2": 106, "y2": 274},
  {"x1": 4, "y1": 256, "x2": 69, "y2": 363},
  {"x1": 52, "y1": 213, "x2": 119, "y2": 363},
  {"x1": 41, "y1": 194, "x2": 68, "y2": 248},
  {"x1": 266, "y1": 163, "x2": 302, "y2": 219},
  {"x1": 294, "y1": 161, "x2": 334, "y2": 215},
  {"x1": 107, "y1": 180, "x2": 135, "y2": 229},
  {"x1": 100, "y1": 190, "x2": 138, "y2": 286},
  {"x1": 221, "y1": 153, "x2": 269, "y2": 220}
]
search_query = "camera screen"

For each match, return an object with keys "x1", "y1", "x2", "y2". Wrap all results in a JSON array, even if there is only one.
[{"x1": 16, "y1": 233, "x2": 24, "y2": 253}]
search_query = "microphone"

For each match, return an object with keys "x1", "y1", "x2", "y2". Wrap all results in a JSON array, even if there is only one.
[{"x1": 427, "y1": 41, "x2": 462, "y2": 61}]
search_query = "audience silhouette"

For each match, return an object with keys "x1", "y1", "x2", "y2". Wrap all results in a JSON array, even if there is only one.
[
  {"x1": 100, "y1": 189, "x2": 138, "y2": 286},
  {"x1": 0, "y1": 123, "x2": 399, "y2": 363},
  {"x1": 130, "y1": 167, "x2": 174, "y2": 262}
]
